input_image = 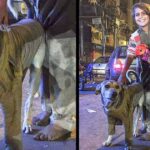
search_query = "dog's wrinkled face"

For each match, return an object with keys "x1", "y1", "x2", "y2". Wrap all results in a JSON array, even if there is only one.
[{"x1": 96, "y1": 80, "x2": 123, "y2": 112}]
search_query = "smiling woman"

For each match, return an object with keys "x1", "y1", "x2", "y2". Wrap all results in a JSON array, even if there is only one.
[
  {"x1": 117, "y1": 2, "x2": 150, "y2": 141},
  {"x1": 118, "y1": 2, "x2": 150, "y2": 85}
]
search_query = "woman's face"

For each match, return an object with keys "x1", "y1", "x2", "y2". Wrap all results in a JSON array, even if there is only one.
[{"x1": 134, "y1": 7, "x2": 150, "y2": 29}]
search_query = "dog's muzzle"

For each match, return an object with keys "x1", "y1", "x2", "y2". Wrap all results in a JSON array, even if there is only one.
[
  {"x1": 101, "y1": 92, "x2": 120, "y2": 112},
  {"x1": 104, "y1": 99, "x2": 114, "y2": 108}
]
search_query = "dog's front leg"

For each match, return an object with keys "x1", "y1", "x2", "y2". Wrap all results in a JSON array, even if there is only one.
[
  {"x1": 1, "y1": 78, "x2": 22, "y2": 150},
  {"x1": 103, "y1": 116, "x2": 115, "y2": 146},
  {"x1": 1, "y1": 97, "x2": 22, "y2": 150},
  {"x1": 23, "y1": 66, "x2": 41, "y2": 134},
  {"x1": 23, "y1": 42, "x2": 45, "y2": 134},
  {"x1": 124, "y1": 117, "x2": 133, "y2": 150}
]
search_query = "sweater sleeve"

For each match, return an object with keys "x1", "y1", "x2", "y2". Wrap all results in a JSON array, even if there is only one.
[
  {"x1": 127, "y1": 30, "x2": 141, "y2": 57},
  {"x1": 0, "y1": 0, "x2": 8, "y2": 24}
]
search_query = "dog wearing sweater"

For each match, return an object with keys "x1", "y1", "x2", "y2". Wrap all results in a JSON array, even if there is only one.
[{"x1": 95, "y1": 80, "x2": 144, "y2": 150}]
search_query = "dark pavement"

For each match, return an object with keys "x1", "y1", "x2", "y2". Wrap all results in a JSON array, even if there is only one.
[
  {"x1": 0, "y1": 131, "x2": 75, "y2": 150},
  {"x1": 0, "y1": 72, "x2": 76, "y2": 150},
  {"x1": 0, "y1": 135, "x2": 75, "y2": 150},
  {"x1": 79, "y1": 84, "x2": 150, "y2": 150}
]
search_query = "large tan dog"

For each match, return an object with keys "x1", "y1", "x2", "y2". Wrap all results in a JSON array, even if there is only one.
[
  {"x1": 0, "y1": 19, "x2": 45, "y2": 150},
  {"x1": 95, "y1": 80, "x2": 143, "y2": 150}
]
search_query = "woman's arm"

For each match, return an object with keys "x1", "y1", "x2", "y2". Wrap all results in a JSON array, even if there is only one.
[
  {"x1": 0, "y1": 0, "x2": 8, "y2": 24},
  {"x1": 118, "y1": 55, "x2": 135, "y2": 84}
]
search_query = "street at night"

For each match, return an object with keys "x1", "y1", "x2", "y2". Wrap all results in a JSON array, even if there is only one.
[
  {"x1": 79, "y1": 0, "x2": 150, "y2": 149},
  {"x1": 79, "y1": 86, "x2": 150, "y2": 150}
]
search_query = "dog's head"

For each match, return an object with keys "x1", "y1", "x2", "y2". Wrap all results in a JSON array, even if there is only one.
[{"x1": 95, "y1": 80, "x2": 124, "y2": 112}]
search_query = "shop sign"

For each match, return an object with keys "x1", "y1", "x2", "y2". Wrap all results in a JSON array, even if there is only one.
[{"x1": 91, "y1": 26, "x2": 102, "y2": 45}]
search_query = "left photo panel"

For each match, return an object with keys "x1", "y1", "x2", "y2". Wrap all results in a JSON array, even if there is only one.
[{"x1": 0, "y1": 0, "x2": 76, "y2": 150}]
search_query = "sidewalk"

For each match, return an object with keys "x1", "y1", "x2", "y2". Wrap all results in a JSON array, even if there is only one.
[{"x1": 79, "y1": 93, "x2": 150, "y2": 150}]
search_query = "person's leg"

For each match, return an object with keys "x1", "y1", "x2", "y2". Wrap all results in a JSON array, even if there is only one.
[
  {"x1": 138, "y1": 62, "x2": 150, "y2": 140},
  {"x1": 34, "y1": 31, "x2": 76, "y2": 141},
  {"x1": 48, "y1": 33, "x2": 76, "y2": 131},
  {"x1": 32, "y1": 66, "x2": 52, "y2": 126},
  {"x1": 139, "y1": 91, "x2": 150, "y2": 140}
]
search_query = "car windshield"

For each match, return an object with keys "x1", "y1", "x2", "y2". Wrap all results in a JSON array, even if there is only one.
[{"x1": 94, "y1": 57, "x2": 109, "y2": 63}]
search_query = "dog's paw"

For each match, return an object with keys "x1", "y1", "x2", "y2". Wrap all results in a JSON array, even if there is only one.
[
  {"x1": 102, "y1": 141, "x2": 111, "y2": 146},
  {"x1": 22, "y1": 123, "x2": 32, "y2": 134},
  {"x1": 133, "y1": 131, "x2": 139, "y2": 137},
  {"x1": 124, "y1": 146, "x2": 132, "y2": 150}
]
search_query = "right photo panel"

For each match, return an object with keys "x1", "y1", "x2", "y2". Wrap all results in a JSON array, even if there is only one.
[{"x1": 79, "y1": 0, "x2": 150, "y2": 150}]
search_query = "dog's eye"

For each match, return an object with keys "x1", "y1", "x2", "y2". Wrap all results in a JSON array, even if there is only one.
[
  {"x1": 115, "y1": 85, "x2": 120, "y2": 89},
  {"x1": 105, "y1": 85, "x2": 110, "y2": 88}
]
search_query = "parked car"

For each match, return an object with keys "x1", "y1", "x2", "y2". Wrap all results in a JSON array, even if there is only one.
[
  {"x1": 92, "y1": 56, "x2": 110, "y2": 76},
  {"x1": 79, "y1": 61, "x2": 93, "y2": 90},
  {"x1": 105, "y1": 46, "x2": 137, "y2": 80}
]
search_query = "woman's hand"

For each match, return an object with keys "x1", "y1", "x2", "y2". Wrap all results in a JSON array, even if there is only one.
[{"x1": 118, "y1": 55, "x2": 135, "y2": 85}]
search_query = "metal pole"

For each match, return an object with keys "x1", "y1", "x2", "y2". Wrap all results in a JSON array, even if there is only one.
[
  {"x1": 100, "y1": 18, "x2": 106, "y2": 57},
  {"x1": 114, "y1": 27, "x2": 117, "y2": 48},
  {"x1": 80, "y1": 20, "x2": 84, "y2": 58},
  {"x1": 127, "y1": 0, "x2": 133, "y2": 32}
]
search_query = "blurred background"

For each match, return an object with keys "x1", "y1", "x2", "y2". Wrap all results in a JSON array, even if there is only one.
[{"x1": 79, "y1": 0, "x2": 150, "y2": 91}]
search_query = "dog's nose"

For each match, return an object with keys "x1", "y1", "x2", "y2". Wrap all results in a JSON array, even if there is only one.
[{"x1": 112, "y1": 92, "x2": 117, "y2": 98}]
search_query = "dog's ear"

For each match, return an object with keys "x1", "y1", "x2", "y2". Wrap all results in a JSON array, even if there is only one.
[{"x1": 95, "y1": 83, "x2": 101, "y2": 95}]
